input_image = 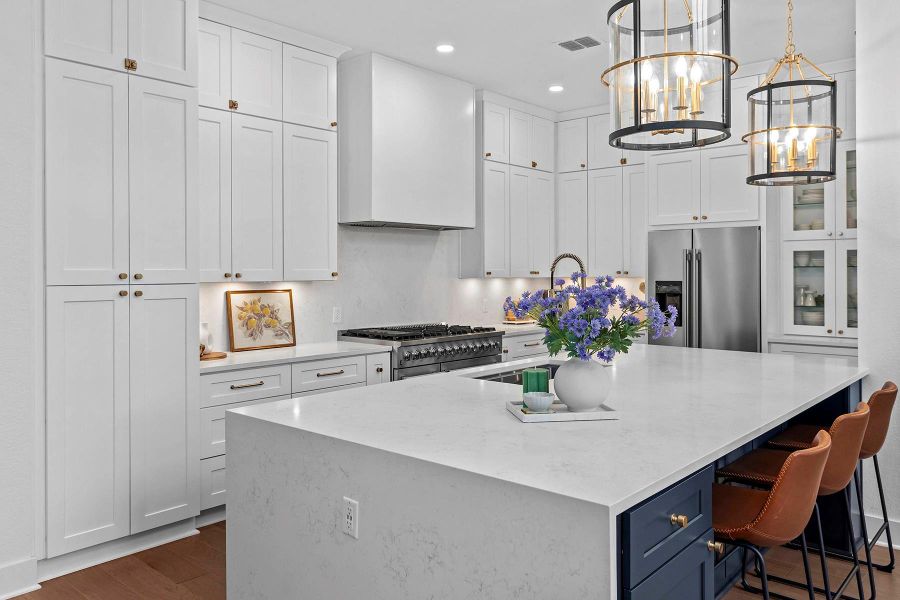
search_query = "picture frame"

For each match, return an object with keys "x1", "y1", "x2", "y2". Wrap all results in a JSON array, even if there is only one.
[{"x1": 225, "y1": 289, "x2": 297, "y2": 352}]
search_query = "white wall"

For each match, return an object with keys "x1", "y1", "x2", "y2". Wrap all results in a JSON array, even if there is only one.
[
  {"x1": 200, "y1": 227, "x2": 629, "y2": 349},
  {"x1": 857, "y1": 3, "x2": 900, "y2": 531},
  {"x1": 0, "y1": 0, "x2": 39, "y2": 596}
]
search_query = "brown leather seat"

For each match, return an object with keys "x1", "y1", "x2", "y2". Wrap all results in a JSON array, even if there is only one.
[
  {"x1": 718, "y1": 402, "x2": 870, "y2": 496},
  {"x1": 860, "y1": 381, "x2": 897, "y2": 459},
  {"x1": 714, "y1": 430, "x2": 831, "y2": 548}
]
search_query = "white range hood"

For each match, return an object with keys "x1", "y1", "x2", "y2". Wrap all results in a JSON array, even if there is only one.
[{"x1": 338, "y1": 53, "x2": 476, "y2": 230}]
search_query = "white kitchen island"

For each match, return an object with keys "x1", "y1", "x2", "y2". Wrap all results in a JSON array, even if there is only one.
[{"x1": 226, "y1": 345, "x2": 867, "y2": 600}]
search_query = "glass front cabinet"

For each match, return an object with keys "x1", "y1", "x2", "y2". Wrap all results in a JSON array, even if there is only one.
[
  {"x1": 782, "y1": 240, "x2": 858, "y2": 339},
  {"x1": 781, "y1": 140, "x2": 857, "y2": 241}
]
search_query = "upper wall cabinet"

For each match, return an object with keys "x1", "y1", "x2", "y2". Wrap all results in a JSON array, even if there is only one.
[
  {"x1": 509, "y1": 167, "x2": 554, "y2": 278},
  {"x1": 703, "y1": 75, "x2": 757, "y2": 147},
  {"x1": 45, "y1": 0, "x2": 198, "y2": 86},
  {"x1": 557, "y1": 118, "x2": 587, "y2": 173},
  {"x1": 45, "y1": 59, "x2": 198, "y2": 286},
  {"x1": 481, "y1": 101, "x2": 510, "y2": 163},
  {"x1": 230, "y1": 28, "x2": 283, "y2": 120},
  {"x1": 648, "y1": 151, "x2": 701, "y2": 226},
  {"x1": 509, "y1": 110, "x2": 554, "y2": 172},
  {"x1": 555, "y1": 171, "x2": 589, "y2": 262},
  {"x1": 198, "y1": 19, "x2": 231, "y2": 110},
  {"x1": 587, "y1": 114, "x2": 644, "y2": 169},
  {"x1": 198, "y1": 108, "x2": 232, "y2": 282},
  {"x1": 283, "y1": 45, "x2": 337, "y2": 130}
]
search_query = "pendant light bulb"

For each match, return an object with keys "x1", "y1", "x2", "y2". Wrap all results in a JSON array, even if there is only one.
[
  {"x1": 769, "y1": 129, "x2": 779, "y2": 144},
  {"x1": 690, "y1": 62, "x2": 703, "y2": 84},
  {"x1": 675, "y1": 56, "x2": 688, "y2": 78},
  {"x1": 649, "y1": 76, "x2": 660, "y2": 95},
  {"x1": 641, "y1": 61, "x2": 654, "y2": 82},
  {"x1": 803, "y1": 127, "x2": 817, "y2": 142}
]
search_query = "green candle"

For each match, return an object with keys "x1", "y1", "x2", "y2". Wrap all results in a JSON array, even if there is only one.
[{"x1": 522, "y1": 368, "x2": 550, "y2": 396}]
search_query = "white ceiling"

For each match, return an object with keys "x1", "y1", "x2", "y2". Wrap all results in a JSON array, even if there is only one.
[{"x1": 212, "y1": 0, "x2": 855, "y2": 113}]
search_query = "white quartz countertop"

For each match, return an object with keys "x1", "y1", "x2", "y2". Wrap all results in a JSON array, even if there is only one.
[
  {"x1": 199, "y1": 341, "x2": 389, "y2": 374},
  {"x1": 492, "y1": 322, "x2": 544, "y2": 337},
  {"x1": 230, "y1": 345, "x2": 867, "y2": 513}
]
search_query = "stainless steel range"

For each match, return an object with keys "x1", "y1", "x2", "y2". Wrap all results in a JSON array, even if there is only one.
[{"x1": 339, "y1": 324, "x2": 505, "y2": 380}]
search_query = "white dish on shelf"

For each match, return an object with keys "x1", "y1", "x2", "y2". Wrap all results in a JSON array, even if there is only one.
[
  {"x1": 799, "y1": 310, "x2": 826, "y2": 326},
  {"x1": 794, "y1": 252, "x2": 810, "y2": 267}
]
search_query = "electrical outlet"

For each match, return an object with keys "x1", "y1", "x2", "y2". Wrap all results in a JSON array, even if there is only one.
[
  {"x1": 343, "y1": 496, "x2": 359, "y2": 539},
  {"x1": 332, "y1": 306, "x2": 343, "y2": 324},
  {"x1": 481, "y1": 298, "x2": 488, "y2": 313}
]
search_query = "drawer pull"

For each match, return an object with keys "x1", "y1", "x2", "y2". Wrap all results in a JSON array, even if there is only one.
[
  {"x1": 523, "y1": 342, "x2": 541, "y2": 347},
  {"x1": 230, "y1": 381, "x2": 264, "y2": 390},
  {"x1": 707, "y1": 540, "x2": 725, "y2": 555},
  {"x1": 317, "y1": 369, "x2": 345, "y2": 378},
  {"x1": 670, "y1": 514, "x2": 690, "y2": 528}
]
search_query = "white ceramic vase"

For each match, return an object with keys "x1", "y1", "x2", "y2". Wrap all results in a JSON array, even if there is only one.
[{"x1": 553, "y1": 358, "x2": 612, "y2": 412}]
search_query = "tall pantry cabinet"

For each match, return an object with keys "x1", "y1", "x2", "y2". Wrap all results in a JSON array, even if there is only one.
[{"x1": 43, "y1": 1, "x2": 200, "y2": 557}]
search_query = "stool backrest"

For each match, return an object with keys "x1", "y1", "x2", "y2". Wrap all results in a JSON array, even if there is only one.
[
  {"x1": 820, "y1": 402, "x2": 870, "y2": 495},
  {"x1": 750, "y1": 431, "x2": 831, "y2": 546},
  {"x1": 861, "y1": 381, "x2": 897, "y2": 459}
]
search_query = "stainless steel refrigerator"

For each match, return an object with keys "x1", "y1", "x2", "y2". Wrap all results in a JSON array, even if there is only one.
[{"x1": 648, "y1": 227, "x2": 761, "y2": 352}]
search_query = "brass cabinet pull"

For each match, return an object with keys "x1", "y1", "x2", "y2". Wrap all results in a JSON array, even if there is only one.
[
  {"x1": 235, "y1": 272, "x2": 242, "y2": 278},
  {"x1": 707, "y1": 541, "x2": 725, "y2": 555},
  {"x1": 133, "y1": 290, "x2": 143, "y2": 297},
  {"x1": 485, "y1": 152, "x2": 492, "y2": 157},
  {"x1": 230, "y1": 380, "x2": 264, "y2": 390},
  {"x1": 616, "y1": 270, "x2": 622, "y2": 275},
  {"x1": 133, "y1": 273, "x2": 143, "y2": 280},
  {"x1": 375, "y1": 367, "x2": 384, "y2": 373},
  {"x1": 118, "y1": 290, "x2": 128, "y2": 297},
  {"x1": 228, "y1": 99, "x2": 239, "y2": 110},
  {"x1": 530, "y1": 270, "x2": 540, "y2": 275},
  {"x1": 523, "y1": 342, "x2": 541, "y2": 347},
  {"x1": 670, "y1": 514, "x2": 690, "y2": 528},
  {"x1": 118, "y1": 272, "x2": 128, "y2": 280},
  {"x1": 623, "y1": 270, "x2": 629, "y2": 275},
  {"x1": 124, "y1": 58, "x2": 137, "y2": 71},
  {"x1": 317, "y1": 369, "x2": 345, "y2": 378},
  {"x1": 224, "y1": 272, "x2": 232, "y2": 278},
  {"x1": 692, "y1": 216, "x2": 699, "y2": 221},
  {"x1": 330, "y1": 121, "x2": 337, "y2": 127},
  {"x1": 827, "y1": 329, "x2": 833, "y2": 334},
  {"x1": 701, "y1": 215, "x2": 709, "y2": 220},
  {"x1": 531, "y1": 160, "x2": 538, "y2": 168}
]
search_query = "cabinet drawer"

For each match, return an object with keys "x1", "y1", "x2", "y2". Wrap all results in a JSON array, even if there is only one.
[
  {"x1": 503, "y1": 334, "x2": 547, "y2": 361},
  {"x1": 200, "y1": 365, "x2": 291, "y2": 408},
  {"x1": 625, "y1": 529, "x2": 715, "y2": 600},
  {"x1": 292, "y1": 355, "x2": 367, "y2": 394},
  {"x1": 200, "y1": 395, "x2": 290, "y2": 459},
  {"x1": 200, "y1": 455, "x2": 227, "y2": 511},
  {"x1": 622, "y1": 466, "x2": 713, "y2": 588},
  {"x1": 366, "y1": 353, "x2": 391, "y2": 385}
]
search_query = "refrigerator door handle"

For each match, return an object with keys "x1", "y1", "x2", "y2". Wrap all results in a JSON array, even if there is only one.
[
  {"x1": 683, "y1": 249, "x2": 693, "y2": 347},
  {"x1": 694, "y1": 250, "x2": 702, "y2": 349}
]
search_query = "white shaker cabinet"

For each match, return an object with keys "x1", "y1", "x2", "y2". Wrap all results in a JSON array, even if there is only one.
[
  {"x1": 557, "y1": 118, "x2": 587, "y2": 173},
  {"x1": 198, "y1": 19, "x2": 231, "y2": 110},
  {"x1": 647, "y1": 150, "x2": 701, "y2": 225},
  {"x1": 231, "y1": 114, "x2": 284, "y2": 282},
  {"x1": 231, "y1": 29, "x2": 283, "y2": 120},
  {"x1": 509, "y1": 110, "x2": 554, "y2": 172},
  {"x1": 531, "y1": 116, "x2": 555, "y2": 173},
  {"x1": 283, "y1": 44, "x2": 337, "y2": 130},
  {"x1": 587, "y1": 168, "x2": 624, "y2": 277},
  {"x1": 460, "y1": 162, "x2": 510, "y2": 278},
  {"x1": 46, "y1": 286, "x2": 131, "y2": 557},
  {"x1": 555, "y1": 171, "x2": 589, "y2": 261},
  {"x1": 128, "y1": 76, "x2": 198, "y2": 284},
  {"x1": 45, "y1": 60, "x2": 129, "y2": 286},
  {"x1": 283, "y1": 124, "x2": 338, "y2": 280},
  {"x1": 622, "y1": 165, "x2": 647, "y2": 277},
  {"x1": 45, "y1": 0, "x2": 128, "y2": 72},
  {"x1": 198, "y1": 108, "x2": 232, "y2": 282},
  {"x1": 588, "y1": 114, "x2": 623, "y2": 170},
  {"x1": 700, "y1": 144, "x2": 760, "y2": 223},
  {"x1": 130, "y1": 283, "x2": 199, "y2": 533},
  {"x1": 481, "y1": 101, "x2": 509, "y2": 163},
  {"x1": 127, "y1": 0, "x2": 198, "y2": 86},
  {"x1": 509, "y1": 167, "x2": 553, "y2": 278}
]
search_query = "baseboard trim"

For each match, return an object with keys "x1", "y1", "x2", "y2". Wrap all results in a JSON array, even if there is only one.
[
  {"x1": 0, "y1": 558, "x2": 39, "y2": 600},
  {"x1": 865, "y1": 512, "x2": 900, "y2": 550},
  {"x1": 37, "y1": 518, "x2": 199, "y2": 582},
  {"x1": 196, "y1": 506, "x2": 226, "y2": 528}
]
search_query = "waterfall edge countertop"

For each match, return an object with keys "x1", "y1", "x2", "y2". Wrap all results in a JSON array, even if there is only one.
[{"x1": 229, "y1": 344, "x2": 866, "y2": 514}]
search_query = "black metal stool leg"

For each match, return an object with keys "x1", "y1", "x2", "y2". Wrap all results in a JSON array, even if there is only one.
[
  {"x1": 813, "y1": 502, "x2": 833, "y2": 600},
  {"x1": 738, "y1": 543, "x2": 771, "y2": 600},
  {"x1": 799, "y1": 531, "x2": 816, "y2": 600},
  {"x1": 844, "y1": 486, "x2": 866, "y2": 600},
  {"x1": 873, "y1": 455, "x2": 896, "y2": 572},
  {"x1": 854, "y1": 470, "x2": 877, "y2": 599}
]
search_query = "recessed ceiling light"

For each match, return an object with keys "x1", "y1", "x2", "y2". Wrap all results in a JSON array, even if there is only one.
[
  {"x1": 436, "y1": 44, "x2": 455, "y2": 54},
  {"x1": 548, "y1": 85, "x2": 565, "y2": 93}
]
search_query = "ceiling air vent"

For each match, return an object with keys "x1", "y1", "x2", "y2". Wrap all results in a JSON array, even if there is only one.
[{"x1": 558, "y1": 36, "x2": 603, "y2": 51}]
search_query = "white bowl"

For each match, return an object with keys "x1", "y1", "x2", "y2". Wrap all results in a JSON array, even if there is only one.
[
  {"x1": 523, "y1": 392, "x2": 555, "y2": 413},
  {"x1": 795, "y1": 252, "x2": 810, "y2": 267}
]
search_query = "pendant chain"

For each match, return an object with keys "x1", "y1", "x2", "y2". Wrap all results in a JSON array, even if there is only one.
[{"x1": 785, "y1": 0, "x2": 795, "y2": 56}]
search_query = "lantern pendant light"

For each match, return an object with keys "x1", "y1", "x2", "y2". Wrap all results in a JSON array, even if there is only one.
[
  {"x1": 743, "y1": 0, "x2": 841, "y2": 186},
  {"x1": 601, "y1": 0, "x2": 738, "y2": 151}
]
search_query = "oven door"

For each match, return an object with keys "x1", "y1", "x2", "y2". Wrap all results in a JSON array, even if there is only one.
[{"x1": 392, "y1": 364, "x2": 442, "y2": 381}]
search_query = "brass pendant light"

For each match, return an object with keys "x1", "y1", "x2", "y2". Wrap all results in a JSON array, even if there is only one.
[
  {"x1": 601, "y1": 0, "x2": 739, "y2": 151},
  {"x1": 743, "y1": 0, "x2": 841, "y2": 186}
]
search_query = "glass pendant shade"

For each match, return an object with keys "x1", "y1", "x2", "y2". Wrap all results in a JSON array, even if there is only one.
[{"x1": 601, "y1": 0, "x2": 738, "y2": 151}]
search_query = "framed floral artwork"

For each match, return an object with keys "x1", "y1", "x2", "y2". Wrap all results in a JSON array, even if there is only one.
[{"x1": 226, "y1": 290, "x2": 296, "y2": 352}]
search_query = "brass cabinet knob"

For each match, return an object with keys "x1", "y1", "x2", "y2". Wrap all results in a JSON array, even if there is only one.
[
  {"x1": 670, "y1": 514, "x2": 689, "y2": 528},
  {"x1": 224, "y1": 273, "x2": 232, "y2": 278},
  {"x1": 620, "y1": 157, "x2": 627, "y2": 165},
  {"x1": 133, "y1": 273, "x2": 143, "y2": 280},
  {"x1": 485, "y1": 271, "x2": 492, "y2": 276},
  {"x1": 376, "y1": 367, "x2": 384, "y2": 373},
  {"x1": 133, "y1": 290, "x2": 143, "y2": 297},
  {"x1": 701, "y1": 215, "x2": 709, "y2": 220},
  {"x1": 502, "y1": 349, "x2": 509, "y2": 354},
  {"x1": 580, "y1": 163, "x2": 586, "y2": 168},
  {"x1": 485, "y1": 152, "x2": 492, "y2": 157},
  {"x1": 623, "y1": 270, "x2": 629, "y2": 275},
  {"x1": 118, "y1": 290, "x2": 128, "y2": 297},
  {"x1": 838, "y1": 330, "x2": 844, "y2": 335},
  {"x1": 531, "y1": 160, "x2": 538, "y2": 168},
  {"x1": 123, "y1": 58, "x2": 137, "y2": 71},
  {"x1": 827, "y1": 328, "x2": 833, "y2": 334},
  {"x1": 235, "y1": 272, "x2": 242, "y2": 279},
  {"x1": 707, "y1": 541, "x2": 725, "y2": 555},
  {"x1": 118, "y1": 273, "x2": 128, "y2": 280},
  {"x1": 228, "y1": 99, "x2": 239, "y2": 110},
  {"x1": 330, "y1": 121, "x2": 337, "y2": 127},
  {"x1": 615, "y1": 270, "x2": 622, "y2": 275},
  {"x1": 331, "y1": 271, "x2": 339, "y2": 277},
  {"x1": 692, "y1": 216, "x2": 699, "y2": 221}
]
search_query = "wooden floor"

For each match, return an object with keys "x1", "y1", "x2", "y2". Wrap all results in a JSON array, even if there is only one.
[{"x1": 21, "y1": 522, "x2": 897, "y2": 599}]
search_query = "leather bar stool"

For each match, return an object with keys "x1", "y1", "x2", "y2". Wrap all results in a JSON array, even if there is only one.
[
  {"x1": 713, "y1": 431, "x2": 832, "y2": 600},
  {"x1": 718, "y1": 402, "x2": 870, "y2": 600}
]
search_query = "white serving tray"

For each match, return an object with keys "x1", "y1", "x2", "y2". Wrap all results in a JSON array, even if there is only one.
[{"x1": 506, "y1": 400, "x2": 618, "y2": 423}]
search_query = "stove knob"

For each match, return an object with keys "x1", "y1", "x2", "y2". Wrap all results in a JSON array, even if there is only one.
[
  {"x1": 453, "y1": 345, "x2": 461, "y2": 354},
  {"x1": 429, "y1": 347, "x2": 437, "y2": 356},
  {"x1": 403, "y1": 351, "x2": 412, "y2": 361},
  {"x1": 412, "y1": 350, "x2": 422, "y2": 360},
  {"x1": 474, "y1": 343, "x2": 484, "y2": 351}
]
